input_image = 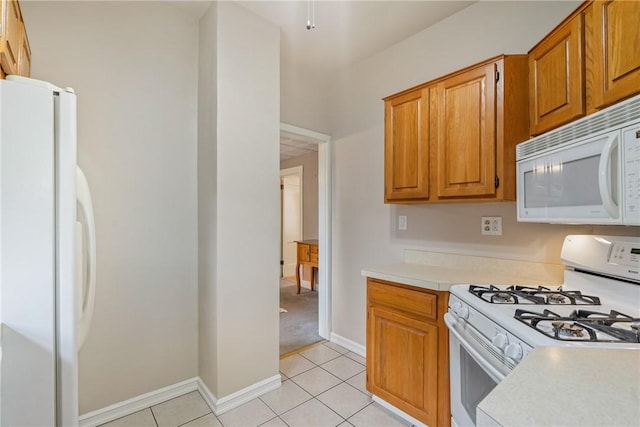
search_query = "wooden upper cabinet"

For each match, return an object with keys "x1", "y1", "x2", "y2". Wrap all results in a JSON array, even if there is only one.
[
  {"x1": 0, "y1": 0, "x2": 21, "y2": 75},
  {"x1": 383, "y1": 55, "x2": 528, "y2": 204},
  {"x1": 435, "y1": 62, "x2": 497, "y2": 198},
  {"x1": 591, "y1": 0, "x2": 640, "y2": 109},
  {"x1": 529, "y1": 13, "x2": 585, "y2": 136},
  {"x1": 0, "y1": 0, "x2": 30, "y2": 78},
  {"x1": 433, "y1": 55, "x2": 528, "y2": 202},
  {"x1": 17, "y1": 20, "x2": 30, "y2": 77},
  {"x1": 384, "y1": 87, "x2": 430, "y2": 202}
]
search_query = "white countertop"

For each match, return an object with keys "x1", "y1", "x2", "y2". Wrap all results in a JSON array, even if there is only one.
[
  {"x1": 477, "y1": 347, "x2": 640, "y2": 427},
  {"x1": 362, "y1": 251, "x2": 564, "y2": 291}
]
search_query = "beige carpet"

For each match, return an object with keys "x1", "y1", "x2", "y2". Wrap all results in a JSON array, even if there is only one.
[{"x1": 279, "y1": 278, "x2": 322, "y2": 355}]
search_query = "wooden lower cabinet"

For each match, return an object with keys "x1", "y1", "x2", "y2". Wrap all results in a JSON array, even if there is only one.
[{"x1": 366, "y1": 278, "x2": 450, "y2": 426}]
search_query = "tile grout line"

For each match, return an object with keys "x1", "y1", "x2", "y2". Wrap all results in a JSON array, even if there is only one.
[
  {"x1": 312, "y1": 393, "x2": 348, "y2": 424},
  {"x1": 149, "y1": 407, "x2": 159, "y2": 427},
  {"x1": 176, "y1": 411, "x2": 216, "y2": 427},
  {"x1": 344, "y1": 400, "x2": 376, "y2": 425},
  {"x1": 278, "y1": 358, "x2": 370, "y2": 426},
  {"x1": 298, "y1": 351, "x2": 343, "y2": 366},
  {"x1": 102, "y1": 345, "x2": 371, "y2": 427},
  {"x1": 298, "y1": 346, "x2": 386, "y2": 427}
]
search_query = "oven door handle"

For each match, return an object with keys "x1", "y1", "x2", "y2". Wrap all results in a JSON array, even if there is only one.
[{"x1": 444, "y1": 313, "x2": 506, "y2": 384}]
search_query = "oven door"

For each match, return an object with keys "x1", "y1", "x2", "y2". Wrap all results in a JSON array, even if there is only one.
[
  {"x1": 516, "y1": 130, "x2": 622, "y2": 224},
  {"x1": 445, "y1": 313, "x2": 509, "y2": 427}
]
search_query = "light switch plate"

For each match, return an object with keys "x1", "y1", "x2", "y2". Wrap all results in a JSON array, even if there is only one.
[{"x1": 398, "y1": 215, "x2": 408, "y2": 231}]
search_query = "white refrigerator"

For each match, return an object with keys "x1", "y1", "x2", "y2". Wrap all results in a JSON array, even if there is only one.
[{"x1": 0, "y1": 76, "x2": 96, "y2": 426}]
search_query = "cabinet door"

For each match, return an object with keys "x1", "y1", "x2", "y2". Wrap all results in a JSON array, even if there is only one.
[
  {"x1": 17, "y1": 20, "x2": 29, "y2": 77},
  {"x1": 384, "y1": 88, "x2": 430, "y2": 202},
  {"x1": 436, "y1": 62, "x2": 496, "y2": 198},
  {"x1": 0, "y1": 0, "x2": 20, "y2": 75},
  {"x1": 529, "y1": 14, "x2": 585, "y2": 136},
  {"x1": 591, "y1": 0, "x2": 640, "y2": 109},
  {"x1": 367, "y1": 306, "x2": 438, "y2": 426}
]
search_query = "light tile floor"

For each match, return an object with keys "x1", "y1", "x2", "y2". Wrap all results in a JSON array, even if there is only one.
[{"x1": 101, "y1": 342, "x2": 413, "y2": 427}]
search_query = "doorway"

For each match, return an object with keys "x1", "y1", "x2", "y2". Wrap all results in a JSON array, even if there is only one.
[
  {"x1": 280, "y1": 166, "x2": 303, "y2": 279},
  {"x1": 279, "y1": 123, "x2": 331, "y2": 350}
]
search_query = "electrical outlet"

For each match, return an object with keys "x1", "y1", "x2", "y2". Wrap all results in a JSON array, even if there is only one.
[
  {"x1": 398, "y1": 215, "x2": 408, "y2": 231},
  {"x1": 481, "y1": 216, "x2": 502, "y2": 236}
]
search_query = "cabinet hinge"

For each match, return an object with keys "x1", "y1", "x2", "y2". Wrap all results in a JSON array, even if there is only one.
[
  {"x1": 495, "y1": 176, "x2": 500, "y2": 188},
  {"x1": 495, "y1": 70, "x2": 500, "y2": 82},
  {"x1": 280, "y1": 260, "x2": 284, "y2": 266},
  {"x1": 280, "y1": 184, "x2": 284, "y2": 190}
]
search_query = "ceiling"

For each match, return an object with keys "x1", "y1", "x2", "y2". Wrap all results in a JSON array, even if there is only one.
[
  {"x1": 236, "y1": 1, "x2": 475, "y2": 74},
  {"x1": 280, "y1": 130, "x2": 321, "y2": 161},
  {"x1": 169, "y1": 0, "x2": 476, "y2": 161}
]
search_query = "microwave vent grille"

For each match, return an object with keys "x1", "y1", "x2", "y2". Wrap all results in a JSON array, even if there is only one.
[{"x1": 517, "y1": 94, "x2": 640, "y2": 160}]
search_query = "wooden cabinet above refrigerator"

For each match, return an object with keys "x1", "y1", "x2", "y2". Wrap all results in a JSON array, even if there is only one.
[{"x1": 1, "y1": 0, "x2": 31, "y2": 78}]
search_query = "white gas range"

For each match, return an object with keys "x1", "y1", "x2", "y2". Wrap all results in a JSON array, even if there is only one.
[{"x1": 445, "y1": 235, "x2": 640, "y2": 427}]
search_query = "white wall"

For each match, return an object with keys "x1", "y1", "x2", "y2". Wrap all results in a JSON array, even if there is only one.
[
  {"x1": 21, "y1": 1, "x2": 199, "y2": 413},
  {"x1": 281, "y1": 59, "x2": 331, "y2": 134},
  {"x1": 199, "y1": 1, "x2": 281, "y2": 398},
  {"x1": 328, "y1": 1, "x2": 606, "y2": 347},
  {"x1": 198, "y1": 1, "x2": 219, "y2": 394}
]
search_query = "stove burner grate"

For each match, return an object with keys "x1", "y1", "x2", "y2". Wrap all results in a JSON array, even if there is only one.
[
  {"x1": 468, "y1": 284, "x2": 601, "y2": 305},
  {"x1": 515, "y1": 309, "x2": 640, "y2": 343}
]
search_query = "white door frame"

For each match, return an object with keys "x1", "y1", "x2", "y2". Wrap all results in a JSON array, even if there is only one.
[
  {"x1": 280, "y1": 123, "x2": 332, "y2": 339},
  {"x1": 280, "y1": 166, "x2": 303, "y2": 278}
]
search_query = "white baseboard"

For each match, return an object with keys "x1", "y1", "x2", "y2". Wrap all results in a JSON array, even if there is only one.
[
  {"x1": 197, "y1": 378, "x2": 217, "y2": 415},
  {"x1": 78, "y1": 377, "x2": 199, "y2": 427},
  {"x1": 199, "y1": 374, "x2": 282, "y2": 415},
  {"x1": 372, "y1": 395, "x2": 426, "y2": 427},
  {"x1": 78, "y1": 374, "x2": 283, "y2": 426},
  {"x1": 329, "y1": 332, "x2": 366, "y2": 357}
]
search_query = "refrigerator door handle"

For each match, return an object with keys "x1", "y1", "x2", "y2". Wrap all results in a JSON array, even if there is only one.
[{"x1": 76, "y1": 166, "x2": 96, "y2": 351}]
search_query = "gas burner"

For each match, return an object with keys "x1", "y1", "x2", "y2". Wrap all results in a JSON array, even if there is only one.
[
  {"x1": 469, "y1": 285, "x2": 544, "y2": 304},
  {"x1": 492, "y1": 292, "x2": 515, "y2": 303},
  {"x1": 506, "y1": 286, "x2": 601, "y2": 305},
  {"x1": 515, "y1": 309, "x2": 640, "y2": 343},
  {"x1": 552, "y1": 321, "x2": 584, "y2": 337},
  {"x1": 548, "y1": 294, "x2": 567, "y2": 304},
  {"x1": 468, "y1": 284, "x2": 601, "y2": 305}
]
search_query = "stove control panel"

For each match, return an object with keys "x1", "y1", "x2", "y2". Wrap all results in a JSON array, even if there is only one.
[
  {"x1": 562, "y1": 235, "x2": 640, "y2": 281},
  {"x1": 491, "y1": 332, "x2": 508, "y2": 350},
  {"x1": 447, "y1": 294, "x2": 533, "y2": 366},
  {"x1": 609, "y1": 242, "x2": 640, "y2": 269}
]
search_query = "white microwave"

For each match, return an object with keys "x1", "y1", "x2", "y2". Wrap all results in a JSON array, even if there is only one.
[{"x1": 516, "y1": 94, "x2": 640, "y2": 225}]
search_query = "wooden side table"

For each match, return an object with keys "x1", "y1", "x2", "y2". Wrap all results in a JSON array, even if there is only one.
[{"x1": 295, "y1": 240, "x2": 318, "y2": 294}]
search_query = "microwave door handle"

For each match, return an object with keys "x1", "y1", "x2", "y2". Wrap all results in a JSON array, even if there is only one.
[{"x1": 598, "y1": 133, "x2": 619, "y2": 219}]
